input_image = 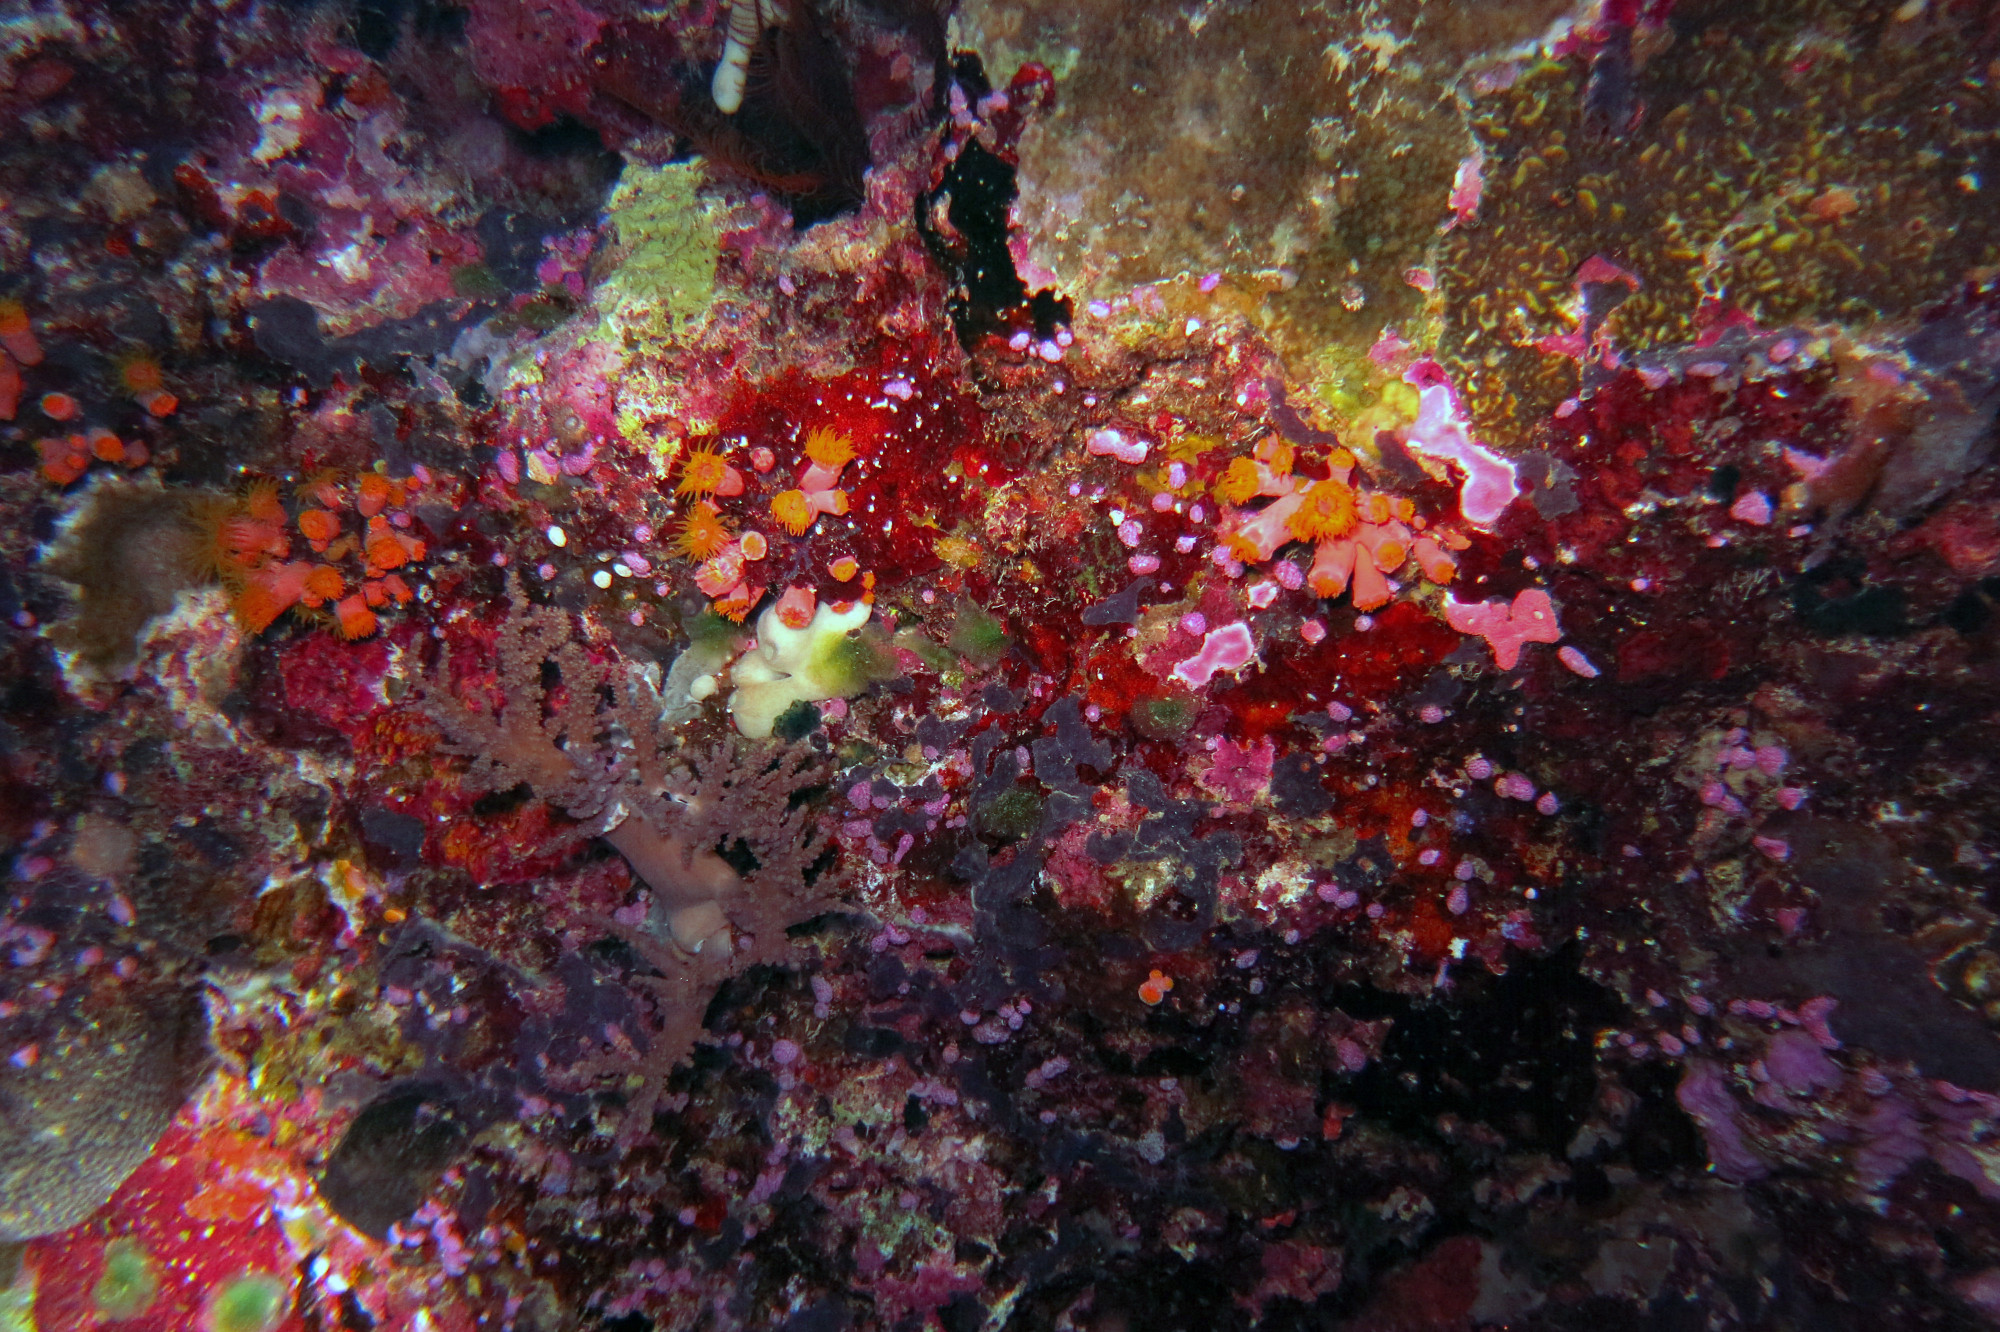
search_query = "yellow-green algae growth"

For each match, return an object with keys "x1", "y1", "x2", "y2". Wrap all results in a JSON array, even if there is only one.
[
  {"x1": 202, "y1": 1271, "x2": 286, "y2": 1332},
  {"x1": 593, "y1": 160, "x2": 730, "y2": 348},
  {"x1": 90, "y1": 1239, "x2": 158, "y2": 1321}
]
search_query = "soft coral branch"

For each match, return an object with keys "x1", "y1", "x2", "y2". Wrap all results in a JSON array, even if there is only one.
[{"x1": 417, "y1": 577, "x2": 842, "y2": 1144}]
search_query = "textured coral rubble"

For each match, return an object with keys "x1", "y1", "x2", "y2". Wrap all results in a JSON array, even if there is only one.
[{"x1": 3, "y1": 0, "x2": 2000, "y2": 1328}]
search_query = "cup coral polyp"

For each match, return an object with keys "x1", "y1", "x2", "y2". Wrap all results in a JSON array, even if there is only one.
[
  {"x1": 674, "y1": 445, "x2": 746, "y2": 499},
  {"x1": 673, "y1": 500, "x2": 736, "y2": 561}
]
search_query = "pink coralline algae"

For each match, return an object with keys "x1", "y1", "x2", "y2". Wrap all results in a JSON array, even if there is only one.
[
  {"x1": 1401, "y1": 362, "x2": 1521, "y2": 527},
  {"x1": 1172, "y1": 620, "x2": 1256, "y2": 688},
  {"x1": 1443, "y1": 588, "x2": 1563, "y2": 669}
]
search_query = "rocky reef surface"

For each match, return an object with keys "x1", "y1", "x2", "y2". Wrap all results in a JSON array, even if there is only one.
[{"x1": 4, "y1": 0, "x2": 2000, "y2": 1327}]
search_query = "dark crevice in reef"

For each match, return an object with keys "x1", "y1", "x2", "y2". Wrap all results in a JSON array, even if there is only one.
[{"x1": 917, "y1": 61, "x2": 1071, "y2": 349}]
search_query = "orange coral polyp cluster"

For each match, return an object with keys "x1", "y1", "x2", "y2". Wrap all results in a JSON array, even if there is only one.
[
  {"x1": 770, "y1": 430, "x2": 855, "y2": 538},
  {"x1": 202, "y1": 468, "x2": 430, "y2": 639},
  {"x1": 37, "y1": 430, "x2": 149, "y2": 484},
  {"x1": 666, "y1": 421, "x2": 868, "y2": 619},
  {"x1": 1215, "y1": 442, "x2": 1462, "y2": 612}
]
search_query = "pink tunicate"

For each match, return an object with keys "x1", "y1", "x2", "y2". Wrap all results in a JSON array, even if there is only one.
[
  {"x1": 1117, "y1": 518, "x2": 1143, "y2": 548},
  {"x1": 1128, "y1": 553, "x2": 1161, "y2": 574},
  {"x1": 1151, "y1": 491, "x2": 1175, "y2": 512},
  {"x1": 1180, "y1": 611, "x2": 1208, "y2": 636},
  {"x1": 1299, "y1": 618, "x2": 1325, "y2": 643},
  {"x1": 1419, "y1": 704, "x2": 1444, "y2": 724},
  {"x1": 771, "y1": 1039, "x2": 800, "y2": 1066},
  {"x1": 1752, "y1": 834, "x2": 1790, "y2": 861},
  {"x1": 1557, "y1": 645, "x2": 1600, "y2": 678},
  {"x1": 1446, "y1": 884, "x2": 1469, "y2": 915},
  {"x1": 1730, "y1": 490, "x2": 1774, "y2": 525},
  {"x1": 1536, "y1": 791, "x2": 1560, "y2": 816},
  {"x1": 1465, "y1": 757, "x2": 1493, "y2": 780},
  {"x1": 1496, "y1": 772, "x2": 1536, "y2": 801}
]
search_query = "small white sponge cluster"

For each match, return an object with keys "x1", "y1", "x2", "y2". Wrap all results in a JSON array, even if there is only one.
[{"x1": 728, "y1": 598, "x2": 873, "y2": 738}]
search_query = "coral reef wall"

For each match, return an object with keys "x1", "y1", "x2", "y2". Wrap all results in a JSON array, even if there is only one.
[{"x1": 5, "y1": 0, "x2": 2000, "y2": 1328}]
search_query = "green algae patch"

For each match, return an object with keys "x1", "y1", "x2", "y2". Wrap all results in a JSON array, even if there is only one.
[
  {"x1": 946, "y1": 599, "x2": 1010, "y2": 669},
  {"x1": 594, "y1": 161, "x2": 728, "y2": 348},
  {"x1": 203, "y1": 1272, "x2": 286, "y2": 1332},
  {"x1": 91, "y1": 1239, "x2": 158, "y2": 1321}
]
